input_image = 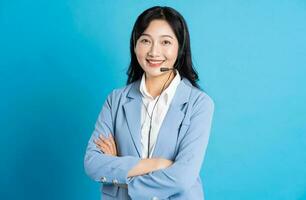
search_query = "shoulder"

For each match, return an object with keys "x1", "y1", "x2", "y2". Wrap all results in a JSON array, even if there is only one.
[
  {"x1": 192, "y1": 88, "x2": 214, "y2": 110},
  {"x1": 106, "y1": 80, "x2": 140, "y2": 103},
  {"x1": 182, "y1": 78, "x2": 215, "y2": 113}
]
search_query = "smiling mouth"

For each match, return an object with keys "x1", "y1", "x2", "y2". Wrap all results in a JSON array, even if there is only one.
[{"x1": 146, "y1": 59, "x2": 165, "y2": 67}]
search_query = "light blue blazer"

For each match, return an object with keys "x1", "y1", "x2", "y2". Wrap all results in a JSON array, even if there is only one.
[{"x1": 84, "y1": 77, "x2": 215, "y2": 200}]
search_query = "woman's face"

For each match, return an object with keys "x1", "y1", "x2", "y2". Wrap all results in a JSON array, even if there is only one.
[{"x1": 134, "y1": 19, "x2": 179, "y2": 78}]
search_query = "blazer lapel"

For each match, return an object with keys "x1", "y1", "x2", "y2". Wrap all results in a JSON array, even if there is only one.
[
  {"x1": 151, "y1": 78, "x2": 192, "y2": 157},
  {"x1": 123, "y1": 80, "x2": 142, "y2": 157}
]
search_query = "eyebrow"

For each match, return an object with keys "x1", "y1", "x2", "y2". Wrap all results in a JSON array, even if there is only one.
[{"x1": 141, "y1": 33, "x2": 174, "y2": 39}]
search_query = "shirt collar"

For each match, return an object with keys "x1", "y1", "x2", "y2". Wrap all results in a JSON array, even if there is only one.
[{"x1": 139, "y1": 70, "x2": 181, "y2": 104}]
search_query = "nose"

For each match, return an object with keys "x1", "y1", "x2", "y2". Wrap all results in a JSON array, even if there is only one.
[{"x1": 147, "y1": 42, "x2": 160, "y2": 57}]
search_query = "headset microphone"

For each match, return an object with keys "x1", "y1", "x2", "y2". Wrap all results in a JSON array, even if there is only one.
[{"x1": 160, "y1": 67, "x2": 175, "y2": 72}]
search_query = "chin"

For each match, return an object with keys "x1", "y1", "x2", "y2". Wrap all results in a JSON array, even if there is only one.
[
  {"x1": 145, "y1": 71, "x2": 162, "y2": 78},
  {"x1": 146, "y1": 70, "x2": 172, "y2": 79}
]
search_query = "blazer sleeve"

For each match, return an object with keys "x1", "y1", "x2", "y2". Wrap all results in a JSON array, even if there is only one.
[
  {"x1": 84, "y1": 91, "x2": 141, "y2": 184},
  {"x1": 127, "y1": 93, "x2": 215, "y2": 199}
]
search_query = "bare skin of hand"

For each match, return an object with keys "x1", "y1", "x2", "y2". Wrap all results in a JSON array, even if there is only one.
[
  {"x1": 156, "y1": 158, "x2": 173, "y2": 170},
  {"x1": 127, "y1": 158, "x2": 173, "y2": 177},
  {"x1": 94, "y1": 133, "x2": 117, "y2": 156}
]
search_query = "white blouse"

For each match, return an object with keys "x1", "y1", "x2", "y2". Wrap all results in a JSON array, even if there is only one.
[{"x1": 139, "y1": 70, "x2": 181, "y2": 158}]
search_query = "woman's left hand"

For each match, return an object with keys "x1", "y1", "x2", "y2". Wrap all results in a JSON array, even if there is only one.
[{"x1": 94, "y1": 133, "x2": 118, "y2": 156}]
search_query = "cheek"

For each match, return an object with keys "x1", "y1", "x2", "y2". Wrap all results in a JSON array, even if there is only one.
[
  {"x1": 165, "y1": 47, "x2": 178, "y2": 61},
  {"x1": 135, "y1": 47, "x2": 148, "y2": 61},
  {"x1": 135, "y1": 52, "x2": 144, "y2": 65}
]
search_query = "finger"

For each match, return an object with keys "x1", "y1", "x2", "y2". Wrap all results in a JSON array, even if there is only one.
[
  {"x1": 98, "y1": 134, "x2": 106, "y2": 142},
  {"x1": 109, "y1": 134, "x2": 117, "y2": 155},
  {"x1": 98, "y1": 134, "x2": 110, "y2": 148},
  {"x1": 94, "y1": 138, "x2": 104, "y2": 147},
  {"x1": 96, "y1": 136, "x2": 115, "y2": 155},
  {"x1": 96, "y1": 134, "x2": 116, "y2": 155},
  {"x1": 108, "y1": 134, "x2": 116, "y2": 153},
  {"x1": 96, "y1": 142, "x2": 111, "y2": 154},
  {"x1": 100, "y1": 134, "x2": 115, "y2": 154},
  {"x1": 109, "y1": 134, "x2": 115, "y2": 144},
  {"x1": 95, "y1": 137, "x2": 110, "y2": 152},
  {"x1": 95, "y1": 142, "x2": 105, "y2": 152},
  {"x1": 98, "y1": 134, "x2": 108, "y2": 142}
]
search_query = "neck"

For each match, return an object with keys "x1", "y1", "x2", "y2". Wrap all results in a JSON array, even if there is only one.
[{"x1": 145, "y1": 71, "x2": 176, "y2": 98}]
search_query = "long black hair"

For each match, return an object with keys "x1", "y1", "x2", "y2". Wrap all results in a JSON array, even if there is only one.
[{"x1": 126, "y1": 6, "x2": 200, "y2": 89}]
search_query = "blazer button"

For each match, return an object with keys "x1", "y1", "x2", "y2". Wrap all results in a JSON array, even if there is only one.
[
  {"x1": 100, "y1": 176, "x2": 107, "y2": 183},
  {"x1": 152, "y1": 197, "x2": 159, "y2": 200}
]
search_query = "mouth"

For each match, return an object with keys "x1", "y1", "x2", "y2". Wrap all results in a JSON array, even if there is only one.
[{"x1": 146, "y1": 59, "x2": 165, "y2": 68}]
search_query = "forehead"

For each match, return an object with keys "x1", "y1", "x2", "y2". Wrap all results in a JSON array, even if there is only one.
[{"x1": 142, "y1": 19, "x2": 176, "y2": 38}]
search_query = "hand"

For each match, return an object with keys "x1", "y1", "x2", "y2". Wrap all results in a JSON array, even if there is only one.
[
  {"x1": 156, "y1": 158, "x2": 173, "y2": 170},
  {"x1": 127, "y1": 158, "x2": 174, "y2": 178},
  {"x1": 94, "y1": 133, "x2": 118, "y2": 156}
]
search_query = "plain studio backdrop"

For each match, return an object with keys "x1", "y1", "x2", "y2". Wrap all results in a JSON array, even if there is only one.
[{"x1": 1, "y1": 1, "x2": 305, "y2": 200}]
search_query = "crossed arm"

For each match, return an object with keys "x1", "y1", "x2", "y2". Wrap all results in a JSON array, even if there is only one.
[
  {"x1": 94, "y1": 134, "x2": 173, "y2": 177},
  {"x1": 84, "y1": 91, "x2": 214, "y2": 199}
]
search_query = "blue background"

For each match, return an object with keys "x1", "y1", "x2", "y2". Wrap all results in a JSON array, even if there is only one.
[{"x1": 1, "y1": 0, "x2": 306, "y2": 199}]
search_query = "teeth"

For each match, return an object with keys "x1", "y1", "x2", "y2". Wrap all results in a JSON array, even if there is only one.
[{"x1": 148, "y1": 60, "x2": 164, "y2": 64}]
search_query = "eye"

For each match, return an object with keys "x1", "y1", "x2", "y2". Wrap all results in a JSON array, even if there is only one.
[
  {"x1": 140, "y1": 38, "x2": 151, "y2": 44},
  {"x1": 162, "y1": 40, "x2": 171, "y2": 45}
]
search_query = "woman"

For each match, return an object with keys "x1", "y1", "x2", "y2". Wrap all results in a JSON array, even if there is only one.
[{"x1": 84, "y1": 6, "x2": 214, "y2": 200}]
